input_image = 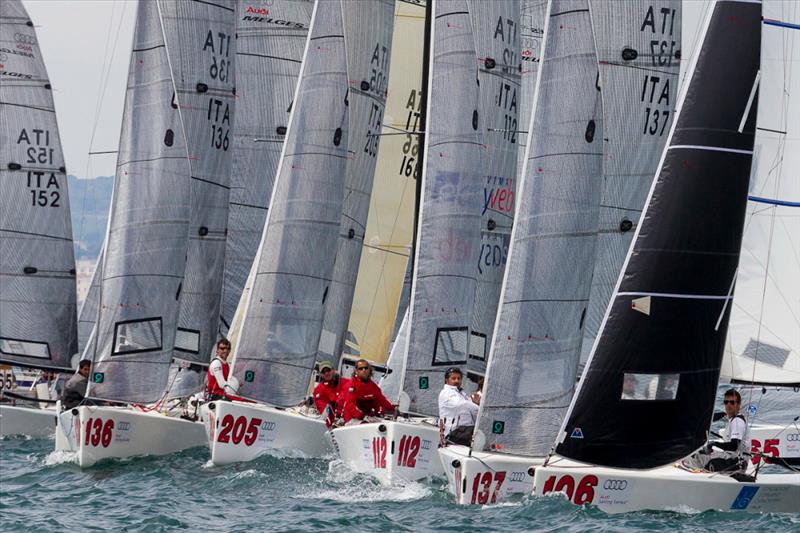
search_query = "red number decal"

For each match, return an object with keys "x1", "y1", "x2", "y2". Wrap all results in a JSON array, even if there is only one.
[
  {"x1": 91, "y1": 417, "x2": 103, "y2": 447},
  {"x1": 753, "y1": 438, "x2": 781, "y2": 464},
  {"x1": 244, "y1": 418, "x2": 261, "y2": 446},
  {"x1": 541, "y1": 474, "x2": 597, "y2": 505},
  {"x1": 396, "y1": 435, "x2": 421, "y2": 468},
  {"x1": 372, "y1": 437, "x2": 387, "y2": 468},
  {"x1": 217, "y1": 414, "x2": 234, "y2": 443},
  {"x1": 573, "y1": 475, "x2": 597, "y2": 505},
  {"x1": 470, "y1": 471, "x2": 507, "y2": 504},
  {"x1": 491, "y1": 471, "x2": 506, "y2": 503},
  {"x1": 85, "y1": 418, "x2": 92, "y2": 445},
  {"x1": 763, "y1": 439, "x2": 780, "y2": 459},
  {"x1": 100, "y1": 419, "x2": 114, "y2": 448},
  {"x1": 231, "y1": 416, "x2": 247, "y2": 444}
]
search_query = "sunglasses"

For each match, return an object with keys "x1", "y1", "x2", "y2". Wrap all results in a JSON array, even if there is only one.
[
  {"x1": 356, "y1": 366, "x2": 370, "y2": 371},
  {"x1": 723, "y1": 399, "x2": 739, "y2": 405}
]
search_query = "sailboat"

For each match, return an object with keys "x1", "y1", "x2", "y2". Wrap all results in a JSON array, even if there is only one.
[
  {"x1": 54, "y1": 0, "x2": 237, "y2": 467},
  {"x1": 329, "y1": 0, "x2": 484, "y2": 484},
  {"x1": 439, "y1": 0, "x2": 606, "y2": 504},
  {"x1": 533, "y1": 0, "x2": 799, "y2": 513},
  {"x1": 204, "y1": 0, "x2": 396, "y2": 466},
  {"x1": 0, "y1": 0, "x2": 78, "y2": 437},
  {"x1": 719, "y1": 3, "x2": 800, "y2": 468}
]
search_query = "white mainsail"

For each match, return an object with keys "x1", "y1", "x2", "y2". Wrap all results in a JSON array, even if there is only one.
[
  {"x1": 219, "y1": 0, "x2": 313, "y2": 334},
  {"x1": 88, "y1": 0, "x2": 236, "y2": 403},
  {"x1": 347, "y1": 0, "x2": 426, "y2": 367},
  {"x1": 466, "y1": 0, "x2": 521, "y2": 378},
  {"x1": 580, "y1": 0, "x2": 682, "y2": 364},
  {"x1": 399, "y1": 0, "x2": 483, "y2": 416},
  {"x1": 0, "y1": 0, "x2": 78, "y2": 372},
  {"x1": 722, "y1": 5, "x2": 800, "y2": 387},
  {"x1": 518, "y1": 0, "x2": 547, "y2": 171},
  {"x1": 473, "y1": 0, "x2": 603, "y2": 456},
  {"x1": 316, "y1": 0, "x2": 396, "y2": 366},
  {"x1": 230, "y1": 0, "x2": 349, "y2": 406}
]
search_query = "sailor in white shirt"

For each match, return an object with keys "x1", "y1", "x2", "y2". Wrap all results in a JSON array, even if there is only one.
[
  {"x1": 682, "y1": 389, "x2": 749, "y2": 473},
  {"x1": 438, "y1": 367, "x2": 480, "y2": 446}
]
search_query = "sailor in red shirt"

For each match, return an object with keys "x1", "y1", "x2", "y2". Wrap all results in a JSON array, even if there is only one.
[
  {"x1": 207, "y1": 338, "x2": 235, "y2": 400},
  {"x1": 312, "y1": 360, "x2": 349, "y2": 427},
  {"x1": 342, "y1": 359, "x2": 395, "y2": 423}
]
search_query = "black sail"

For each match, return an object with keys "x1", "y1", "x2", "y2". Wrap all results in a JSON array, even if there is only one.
[{"x1": 555, "y1": 0, "x2": 761, "y2": 469}]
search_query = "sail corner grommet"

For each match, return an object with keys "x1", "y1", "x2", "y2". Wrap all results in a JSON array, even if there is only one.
[
  {"x1": 360, "y1": 80, "x2": 370, "y2": 91},
  {"x1": 196, "y1": 82, "x2": 209, "y2": 94},
  {"x1": 23, "y1": 266, "x2": 38, "y2": 275},
  {"x1": 484, "y1": 57, "x2": 496, "y2": 70},
  {"x1": 198, "y1": 226, "x2": 209, "y2": 236},
  {"x1": 621, "y1": 48, "x2": 638, "y2": 61},
  {"x1": 619, "y1": 218, "x2": 633, "y2": 232},
  {"x1": 487, "y1": 219, "x2": 496, "y2": 231},
  {"x1": 44, "y1": 83, "x2": 52, "y2": 90},
  {"x1": 8, "y1": 162, "x2": 22, "y2": 170},
  {"x1": 347, "y1": 228, "x2": 355, "y2": 239},
  {"x1": 276, "y1": 126, "x2": 287, "y2": 136}
]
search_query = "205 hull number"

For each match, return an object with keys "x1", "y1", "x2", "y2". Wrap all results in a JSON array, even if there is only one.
[
  {"x1": 217, "y1": 415, "x2": 261, "y2": 446},
  {"x1": 541, "y1": 474, "x2": 598, "y2": 505}
]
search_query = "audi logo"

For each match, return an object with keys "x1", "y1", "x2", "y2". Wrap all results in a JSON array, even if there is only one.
[
  {"x1": 603, "y1": 479, "x2": 628, "y2": 490},
  {"x1": 509, "y1": 471, "x2": 526, "y2": 483},
  {"x1": 787, "y1": 433, "x2": 800, "y2": 442},
  {"x1": 14, "y1": 33, "x2": 37, "y2": 45},
  {"x1": 261, "y1": 421, "x2": 276, "y2": 431}
]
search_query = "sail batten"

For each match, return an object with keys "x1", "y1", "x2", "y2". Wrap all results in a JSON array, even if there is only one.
[
  {"x1": 0, "y1": 0, "x2": 78, "y2": 372},
  {"x1": 556, "y1": 0, "x2": 761, "y2": 469}
]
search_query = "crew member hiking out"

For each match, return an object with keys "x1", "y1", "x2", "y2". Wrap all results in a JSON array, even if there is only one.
[
  {"x1": 313, "y1": 360, "x2": 349, "y2": 427},
  {"x1": 683, "y1": 388, "x2": 749, "y2": 473},
  {"x1": 342, "y1": 359, "x2": 395, "y2": 423},
  {"x1": 437, "y1": 367, "x2": 479, "y2": 446}
]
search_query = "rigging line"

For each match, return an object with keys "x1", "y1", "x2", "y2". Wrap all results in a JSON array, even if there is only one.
[
  {"x1": 748, "y1": 195, "x2": 800, "y2": 207},
  {"x1": 738, "y1": 70, "x2": 761, "y2": 133}
]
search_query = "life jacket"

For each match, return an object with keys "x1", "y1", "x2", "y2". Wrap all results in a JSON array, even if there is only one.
[{"x1": 206, "y1": 357, "x2": 230, "y2": 398}]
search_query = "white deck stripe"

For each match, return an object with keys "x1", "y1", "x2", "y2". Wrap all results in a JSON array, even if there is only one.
[
  {"x1": 738, "y1": 69, "x2": 760, "y2": 133},
  {"x1": 668, "y1": 145, "x2": 754, "y2": 155},
  {"x1": 617, "y1": 291, "x2": 733, "y2": 301}
]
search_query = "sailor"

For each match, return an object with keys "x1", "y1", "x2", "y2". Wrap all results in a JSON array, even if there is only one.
[
  {"x1": 342, "y1": 359, "x2": 395, "y2": 423},
  {"x1": 438, "y1": 367, "x2": 479, "y2": 446},
  {"x1": 683, "y1": 388, "x2": 748, "y2": 473},
  {"x1": 312, "y1": 360, "x2": 349, "y2": 425},
  {"x1": 621, "y1": 374, "x2": 637, "y2": 400},
  {"x1": 61, "y1": 359, "x2": 91, "y2": 409},
  {"x1": 206, "y1": 338, "x2": 236, "y2": 401}
]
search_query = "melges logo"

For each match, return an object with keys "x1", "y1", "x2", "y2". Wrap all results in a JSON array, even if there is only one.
[
  {"x1": 602, "y1": 479, "x2": 628, "y2": 490},
  {"x1": 245, "y1": 6, "x2": 270, "y2": 15}
]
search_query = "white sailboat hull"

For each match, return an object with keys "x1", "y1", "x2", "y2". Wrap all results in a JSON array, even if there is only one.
[
  {"x1": 532, "y1": 458, "x2": 800, "y2": 514},
  {"x1": 438, "y1": 445, "x2": 543, "y2": 504},
  {"x1": 203, "y1": 400, "x2": 331, "y2": 465},
  {"x1": 55, "y1": 405, "x2": 207, "y2": 467},
  {"x1": 748, "y1": 424, "x2": 800, "y2": 466},
  {"x1": 0, "y1": 405, "x2": 56, "y2": 437},
  {"x1": 328, "y1": 419, "x2": 442, "y2": 483}
]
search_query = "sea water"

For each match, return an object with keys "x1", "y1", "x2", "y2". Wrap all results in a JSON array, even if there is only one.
[{"x1": 1, "y1": 386, "x2": 797, "y2": 532}]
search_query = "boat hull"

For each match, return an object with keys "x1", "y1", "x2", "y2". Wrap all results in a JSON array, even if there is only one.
[
  {"x1": 55, "y1": 405, "x2": 207, "y2": 467},
  {"x1": 532, "y1": 458, "x2": 800, "y2": 514},
  {"x1": 328, "y1": 419, "x2": 442, "y2": 483},
  {"x1": 438, "y1": 445, "x2": 543, "y2": 504},
  {"x1": 203, "y1": 400, "x2": 331, "y2": 465},
  {"x1": 748, "y1": 423, "x2": 800, "y2": 466},
  {"x1": 0, "y1": 405, "x2": 56, "y2": 437}
]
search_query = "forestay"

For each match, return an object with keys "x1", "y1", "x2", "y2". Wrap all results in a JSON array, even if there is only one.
[
  {"x1": 317, "y1": 0, "x2": 395, "y2": 366},
  {"x1": 168, "y1": 1, "x2": 237, "y2": 364},
  {"x1": 0, "y1": 0, "x2": 78, "y2": 372},
  {"x1": 231, "y1": 0, "x2": 349, "y2": 406},
  {"x1": 581, "y1": 1, "x2": 682, "y2": 365},
  {"x1": 475, "y1": 0, "x2": 603, "y2": 457},
  {"x1": 89, "y1": 0, "x2": 225, "y2": 403},
  {"x1": 220, "y1": 0, "x2": 312, "y2": 334},
  {"x1": 556, "y1": 0, "x2": 761, "y2": 469},
  {"x1": 399, "y1": 0, "x2": 483, "y2": 416},
  {"x1": 722, "y1": 6, "x2": 800, "y2": 388}
]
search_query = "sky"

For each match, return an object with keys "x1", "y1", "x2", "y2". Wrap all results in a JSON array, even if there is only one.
[{"x1": 22, "y1": 0, "x2": 712, "y2": 179}]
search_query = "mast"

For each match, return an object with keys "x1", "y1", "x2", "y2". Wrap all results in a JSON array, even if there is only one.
[
  {"x1": 230, "y1": 0, "x2": 349, "y2": 406},
  {"x1": 473, "y1": 0, "x2": 603, "y2": 457},
  {"x1": 316, "y1": 0, "x2": 396, "y2": 367},
  {"x1": 556, "y1": 0, "x2": 761, "y2": 469},
  {"x1": 466, "y1": 0, "x2": 522, "y2": 379},
  {"x1": 398, "y1": 0, "x2": 484, "y2": 416},
  {"x1": 581, "y1": 0, "x2": 682, "y2": 367},
  {"x1": 219, "y1": 0, "x2": 313, "y2": 336},
  {"x1": 0, "y1": 0, "x2": 78, "y2": 372}
]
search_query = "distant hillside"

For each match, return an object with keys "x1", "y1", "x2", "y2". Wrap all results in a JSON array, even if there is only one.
[{"x1": 68, "y1": 175, "x2": 113, "y2": 260}]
